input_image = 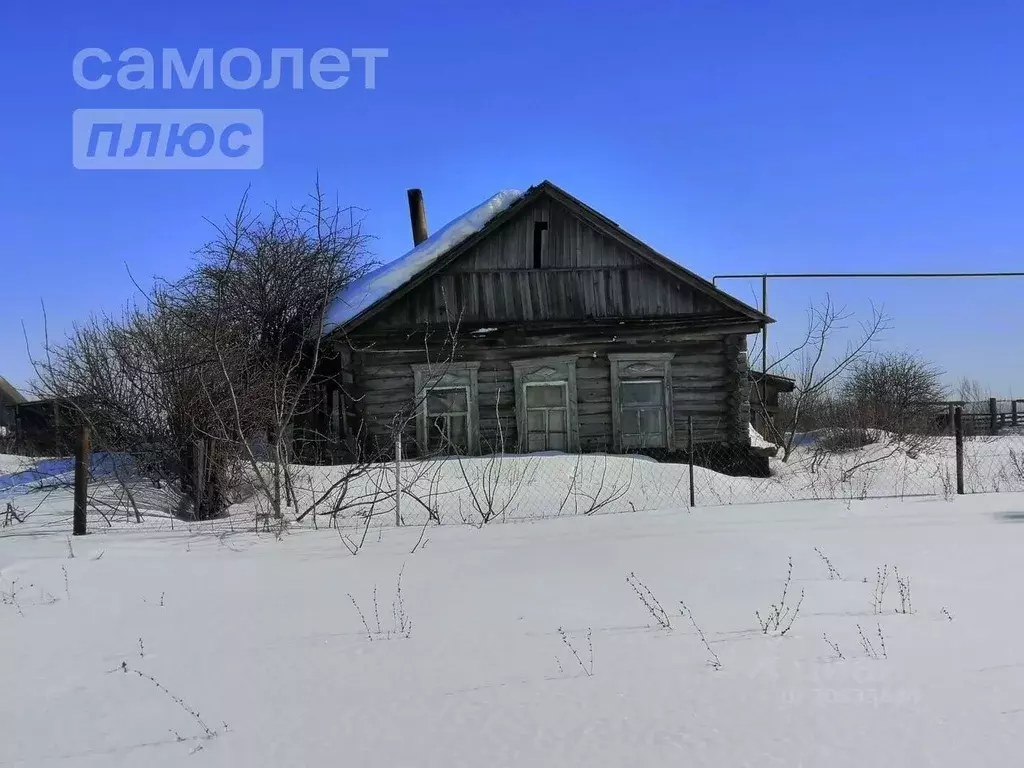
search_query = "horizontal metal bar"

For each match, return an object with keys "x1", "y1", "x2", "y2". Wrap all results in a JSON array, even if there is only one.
[{"x1": 714, "y1": 271, "x2": 1024, "y2": 281}]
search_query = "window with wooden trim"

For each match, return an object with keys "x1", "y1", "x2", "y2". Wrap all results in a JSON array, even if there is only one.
[
  {"x1": 619, "y1": 379, "x2": 666, "y2": 449},
  {"x1": 524, "y1": 381, "x2": 568, "y2": 451},
  {"x1": 425, "y1": 386, "x2": 470, "y2": 452},
  {"x1": 411, "y1": 362, "x2": 480, "y2": 455},
  {"x1": 608, "y1": 353, "x2": 674, "y2": 452},
  {"x1": 511, "y1": 356, "x2": 579, "y2": 453}
]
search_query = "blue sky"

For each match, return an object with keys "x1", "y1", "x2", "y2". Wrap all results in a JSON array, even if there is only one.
[{"x1": 1, "y1": 1, "x2": 1022, "y2": 396}]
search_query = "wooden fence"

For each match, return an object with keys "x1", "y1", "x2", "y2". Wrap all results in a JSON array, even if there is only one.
[{"x1": 929, "y1": 398, "x2": 1022, "y2": 436}]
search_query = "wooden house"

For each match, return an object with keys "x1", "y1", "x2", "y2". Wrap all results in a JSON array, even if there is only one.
[
  {"x1": 319, "y1": 181, "x2": 774, "y2": 475},
  {"x1": 0, "y1": 375, "x2": 26, "y2": 440},
  {"x1": 750, "y1": 371, "x2": 796, "y2": 440},
  {"x1": 5, "y1": 397, "x2": 83, "y2": 456}
]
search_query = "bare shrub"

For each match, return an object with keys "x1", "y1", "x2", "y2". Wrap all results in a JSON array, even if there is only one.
[
  {"x1": 756, "y1": 557, "x2": 805, "y2": 635},
  {"x1": 560, "y1": 455, "x2": 635, "y2": 516},
  {"x1": 1, "y1": 577, "x2": 26, "y2": 617},
  {"x1": 557, "y1": 627, "x2": 594, "y2": 677},
  {"x1": 1007, "y1": 450, "x2": 1024, "y2": 483},
  {"x1": 432, "y1": 388, "x2": 537, "y2": 526},
  {"x1": 120, "y1": 662, "x2": 218, "y2": 739},
  {"x1": 822, "y1": 633, "x2": 844, "y2": 660},
  {"x1": 843, "y1": 353, "x2": 946, "y2": 429},
  {"x1": 680, "y1": 600, "x2": 722, "y2": 669},
  {"x1": 626, "y1": 572, "x2": 672, "y2": 630},
  {"x1": 958, "y1": 377, "x2": 990, "y2": 404},
  {"x1": 814, "y1": 547, "x2": 842, "y2": 580},
  {"x1": 348, "y1": 567, "x2": 412, "y2": 641},
  {"x1": 872, "y1": 565, "x2": 889, "y2": 614},
  {"x1": 894, "y1": 567, "x2": 913, "y2": 614},
  {"x1": 857, "y1": 623, "x2": 888, "y2": 660},
  {"x1": 940, "y1": 465, "x2": 956, "y2": 500},
  {"x1": 817, "y1": 426, "x2": 878, "y2": 454}
]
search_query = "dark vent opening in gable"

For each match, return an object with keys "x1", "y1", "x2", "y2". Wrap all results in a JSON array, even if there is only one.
[{"x1": 532, "y1": 221, "x2": 548, "y2": 269}]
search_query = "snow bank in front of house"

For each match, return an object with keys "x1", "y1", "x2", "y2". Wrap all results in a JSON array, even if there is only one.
[
  {"x1": 4, "y1": 431, "x2": 1024, "y2": 532},
  {"x1": 749, "y1": 423, "x2": 778, "y2": 451},
  {"x1": 324, "y1": 189, "x2": 523, "y2": 332}
]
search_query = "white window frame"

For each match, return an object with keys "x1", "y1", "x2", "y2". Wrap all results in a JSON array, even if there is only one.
[
  {"x1": 608, "y1": 353, "x2": 674, "y2": 452},
  {"x1": 411, "y1": 361, "x2": 480, "y2": 455},
  {"x1": 511, "y1": 355, "x2": 579, "y2": 453},
  {"x1": 424, "y1": 385, "x2": 472, "y2": 453},
  {"x1": 522, "y1": 380, "x2": 570, "y2": 452},
  {"x1": 618, "y1": 379, "x2": 668, "y2": 450}
]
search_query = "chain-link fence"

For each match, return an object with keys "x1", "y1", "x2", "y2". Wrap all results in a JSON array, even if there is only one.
[
  {"x1": 281, "y1": 400, "x2": 1024, "y2": 531},
  {"x1": 3, "y1": 399, "x2": 1021, "y2": 537}
]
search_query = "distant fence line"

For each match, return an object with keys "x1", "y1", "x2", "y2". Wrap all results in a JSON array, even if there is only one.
[{"x1": 916, "y1": 398, "x2": 1022, "y2": 436}]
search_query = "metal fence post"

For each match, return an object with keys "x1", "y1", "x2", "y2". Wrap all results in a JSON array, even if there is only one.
[
  {"x1": 688, "y1": 415, "x2": 696, "y2": 508},
  {"x1": 193, "y1": 439, "x2": 206, "y2": 515},
  {"x1": 954, "y1": 406, "x2": 964, "y2": 495},
  {"x1": 395, "y1": 438, "x2": 402, "y2": 526},
  {"x1": 73, "y1": 425, "x2": 90, "y2": 536}
]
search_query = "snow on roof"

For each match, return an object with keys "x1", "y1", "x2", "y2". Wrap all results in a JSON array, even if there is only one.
[
  {"x1": 325, "y1": 189, "x2": 523, "y2": 333},
  {"x1": 749, "y1": 423, "x2": 778, "y2": 451}
]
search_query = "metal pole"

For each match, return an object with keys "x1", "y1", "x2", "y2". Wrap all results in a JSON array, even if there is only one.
[
  {"x1": 761, "y1": 274, "x2": 768, "y2": 413},
  {"x1": 73, "y1": 426, "x2": 89, "y2": 536},
  {"x1": 954, "y1": 406, "x2": 964, "y2": 495},
  {"x1": 688, "y1": 415, "x2": 696, "y2": 508},
  {"x1": 394, "y1": 438, "x2": 402, "y2": 526}
]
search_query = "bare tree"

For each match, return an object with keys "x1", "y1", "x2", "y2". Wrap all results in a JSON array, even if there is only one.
[
  {"x1": 958, "y1": 377, "x2": 990, "y2": 408},
  {"x1": 755, "y1": 295, "x2": 890, "y2": 461},
  {"x1": 30, "y1": 182, "x2": 374, "y2": 522}
]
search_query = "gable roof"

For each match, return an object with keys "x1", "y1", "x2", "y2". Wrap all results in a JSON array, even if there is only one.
[
  {"x1": 325, "y1": 189, "x2": 523, "y2": 333},
  {"x1": 751, "y1": 371, "x2": 797, "y2": 392},
  {"x1": 0, "y1": 375, "x2": 26, "y2": 405},
  {"x1": 328, "y1": 180, "x2": 771, "y2": 334}
]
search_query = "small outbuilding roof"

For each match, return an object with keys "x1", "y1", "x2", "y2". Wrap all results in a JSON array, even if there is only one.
[{"x1": 0, "y1": 375, "x2": 26, "y2": 405}]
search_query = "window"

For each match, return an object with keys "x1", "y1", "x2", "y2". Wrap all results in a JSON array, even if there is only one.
[
  {"x1": 524, "y1": 381, "x2": 568, "y2": 451},
  {"x1": 619, "y1": 380, "x2": 665, "y2": 449},
  {"x1": 532, "y1": 221, "x2": 548, "y2": 269},
  {"x1": 412, "y1": 362, "x2": 480, "y2": 455},
  {"x1": 512, "y1": 356, "x2": 579, "y2": 453},
  {"x1": 608, "y1": 353, "x2": 674, "y2": 452},
  {"x1": 426, "y1": 386, "x2": 470, "y2": 452}
]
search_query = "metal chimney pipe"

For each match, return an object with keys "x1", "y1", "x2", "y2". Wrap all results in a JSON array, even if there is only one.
[{"x1": 407, "y1": 189, "x2": 429, "y2": 246}]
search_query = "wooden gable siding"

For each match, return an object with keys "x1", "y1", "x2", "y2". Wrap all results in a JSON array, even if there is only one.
[
  {"x1": 350, "y1": 336, "x2": 746, "y2": 457},
  {"x1": 358, "y1": 195, "x2": 729, "y2": 332}
]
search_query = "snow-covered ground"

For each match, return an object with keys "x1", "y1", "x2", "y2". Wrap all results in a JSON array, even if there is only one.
[
  {"x1": 0, "y1": 452, "x2": 33, "y2": 475},
  {"x1": 3, "y1": 489, "x2": 1024, "y2": 766}
]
